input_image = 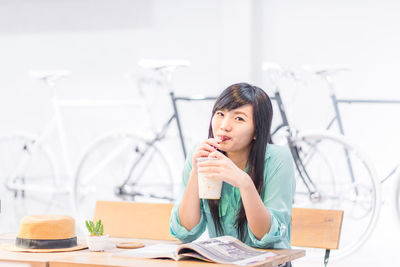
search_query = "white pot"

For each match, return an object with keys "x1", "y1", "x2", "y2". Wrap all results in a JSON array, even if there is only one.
[{"x1": 86, "y1": 234, "x2": 109, "y2": 251}]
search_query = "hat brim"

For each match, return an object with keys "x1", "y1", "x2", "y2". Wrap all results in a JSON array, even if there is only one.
[{"x1": 1, "y1": 242, "x2": 87, "y2": 253}]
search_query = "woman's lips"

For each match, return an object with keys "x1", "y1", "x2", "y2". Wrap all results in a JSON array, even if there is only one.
[{"x1": 218, "y1": 136, "x2": 231, "y2": 142}]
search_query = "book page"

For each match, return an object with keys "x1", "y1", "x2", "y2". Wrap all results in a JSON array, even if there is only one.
[
  {"x1": 179, "y1": 236, "x2": 277, "y2": 265},
  {"x1": 179, "y1": 251, "x2": 214, "y2": 262},
  {"x1": 113, "y1": 243, "x2": 180, "y2": 260}
]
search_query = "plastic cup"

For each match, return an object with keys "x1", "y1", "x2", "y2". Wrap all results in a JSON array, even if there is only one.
[{"x1": 196, "y1": 157, "x2": 223, "y2": 199}]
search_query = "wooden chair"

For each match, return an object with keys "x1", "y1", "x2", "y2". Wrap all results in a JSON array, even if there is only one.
[
  {"x1": 291, "y1": 208, "x2": 344, "y2": 267},
  {"x1": 93, "y1": 200, "x2": 177, "y2": 241}
]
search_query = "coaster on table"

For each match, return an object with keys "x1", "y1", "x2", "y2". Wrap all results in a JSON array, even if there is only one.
[{"x1": 116, "y1": 242, "x2": 145, "y2": 249}]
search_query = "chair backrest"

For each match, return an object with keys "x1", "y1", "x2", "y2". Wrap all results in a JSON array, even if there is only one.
[
  {"x1": 93, "y1": 200, "x2": 177, "y2": 241},
  {"x1": 291, "y1": 208, "x2": 343, "y2": 249}
]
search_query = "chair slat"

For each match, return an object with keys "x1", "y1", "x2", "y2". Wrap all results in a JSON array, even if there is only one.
[
  {"x1": 291, "y1": 208, "x2": 343, "y2": 249},
  {"x1": 93, "y1": 201, "x2": 177, "y2": 241}
]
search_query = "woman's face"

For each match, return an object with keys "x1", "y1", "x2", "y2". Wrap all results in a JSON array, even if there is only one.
[{"x1": 211, "y1": 104, "x2": 255, "y2": 153}]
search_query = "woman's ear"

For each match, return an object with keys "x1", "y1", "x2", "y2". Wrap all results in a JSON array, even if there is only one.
[{"x1": 253, "y1": 136, "x2": 256, "y2": 140}]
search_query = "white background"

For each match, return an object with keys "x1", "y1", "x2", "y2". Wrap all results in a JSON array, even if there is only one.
[{"x1": 1, "y1": 0, "x2": 400, "y2": 266}]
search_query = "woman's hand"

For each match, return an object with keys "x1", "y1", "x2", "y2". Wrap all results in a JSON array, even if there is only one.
[
  {"x1": 191, "y1": 138, "x2": 221, "y2": 172},
  {"x1": 178, "y1": 138, "x2": 221, "y2": 230},
  {"x1": 197, "y1": 150, "x2": 252, "y2": 189}
]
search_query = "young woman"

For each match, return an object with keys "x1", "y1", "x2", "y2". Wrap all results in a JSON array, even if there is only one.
[{"x1": 170, "y1": 82, "x2": 295, "y2": 249}]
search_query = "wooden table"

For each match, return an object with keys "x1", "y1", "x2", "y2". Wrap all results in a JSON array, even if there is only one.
[
  {"x1": 49, "y1": 249, "x2": 304, "y2": 267},
  {"x1": 1, "y1": 235, "x2": 305, "y2": 267},
  {"x1": 0, "y1": 234, "x2": 97, "y2": 267}
]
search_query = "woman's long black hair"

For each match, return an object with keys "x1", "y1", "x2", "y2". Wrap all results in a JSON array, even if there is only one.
[{"x1": 207, "y1": 82, "x2": 273, "y2": 241}]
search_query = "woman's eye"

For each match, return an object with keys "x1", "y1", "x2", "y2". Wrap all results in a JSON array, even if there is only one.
[
  {"x1": 236, "y1": 117, "x2": 244, "y2": 121},
  {"x1": 216, "y1": 112, "x2": 224, "y2": 117}
]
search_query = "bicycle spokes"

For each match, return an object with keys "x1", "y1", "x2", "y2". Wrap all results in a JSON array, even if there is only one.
[
  {"x1": 0, "y1": 136, "x2": 57, "y2": 233},
  {"x1": 73, "y1": 133, "x2": 175, "y2": 232},
  {"x1": 290, "y1": 133, "x2": 380, "y2": 260}
]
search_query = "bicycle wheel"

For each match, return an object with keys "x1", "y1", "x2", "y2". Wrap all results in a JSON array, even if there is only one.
[
  {"x1": 73, "y1": 131, "x2": 175, "y2": 232},
  {"x1": 0, "y1": 133, "x2": 58, "y2": 233},
  {"x1": 291, "y1": 131, "x2": 381, "y2": 260}
]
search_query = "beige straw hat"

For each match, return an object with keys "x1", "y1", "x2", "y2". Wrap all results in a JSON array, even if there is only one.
[{"x1": 2, "y1": 215, "x2": 87, "y2": 253}]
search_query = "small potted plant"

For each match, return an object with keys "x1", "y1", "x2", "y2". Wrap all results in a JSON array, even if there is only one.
[{"x1": 85, "y1": 219, "x2": 109, "y2": 251}]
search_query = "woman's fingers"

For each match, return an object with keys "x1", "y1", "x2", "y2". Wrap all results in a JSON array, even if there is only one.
[
  {"x1": 193, "y1": 139, "x2": 220, "y2": 158},
  {"x1": 201, "y1": 140, "x2": 220, "y2": 153},
  {"x1": 192, "y1": 138, "x2": 222, "y2": 166},
  {"x1": 201, "y1": 144, "x2": 216, "y2": 153},
  {"x1": 205, "y1": 138, "x2": 221, "y2": 149},
  {"x1": 208, "y1": 150, "x2": 225, "y2": 159},
  {"x1": 198, "y1": 166, "x2": 221, "y2": 173},
  {"x1": 193, "y1": 145, "x2": 214, "y2": 160},
  {"x1": 197, "y1": 151, "x2": 226, "y2": 168},
  {"x1": 193, "y1": 151, "x2": 210, "y2": 159},
  {"x1": 197, "y1": 159, "x2": 221, "y2": 167}
]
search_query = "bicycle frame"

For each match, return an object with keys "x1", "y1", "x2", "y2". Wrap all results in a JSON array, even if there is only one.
[
  {"x1": 172, "y1": 93, "x2": 218, "y2": 158},
  {"x1": 325, "y1": 85, "x2": 400, "y2": 136},
  {"x1": 264, "y1": 65, "x2": 359, "y2": 200},
  {"x1": 271, "y1": 91, "x2": 319, "y2": 197},
  {"x1": 8, "y1": 97, "x2": 74, "y2": 191},
  {"x1": 8, "y1": 93, "x2": 148, "y2": 192},
  {"x1": 119, "y1": 91, "x2": 217, "y2": 192},
  {"x1": 322, "y1": 74, "x2": 400, "y2": 183}
]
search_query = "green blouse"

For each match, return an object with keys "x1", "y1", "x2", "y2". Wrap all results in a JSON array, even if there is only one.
[{"x1": 169, "y1": 144, "x2": 295, "y2": 249}]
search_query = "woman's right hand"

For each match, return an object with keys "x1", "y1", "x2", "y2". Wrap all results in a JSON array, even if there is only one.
[
  {"x1": 178, "y1": 138, "x2": 221, "y2": 230},
  {"x1": 191, "y1": 138, "x2": 221, "y2": 172}
]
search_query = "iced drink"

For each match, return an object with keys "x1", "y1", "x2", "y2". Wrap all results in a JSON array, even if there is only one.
[{"x1": 196, "y1": 157, "x2": 223, "y2": 199}]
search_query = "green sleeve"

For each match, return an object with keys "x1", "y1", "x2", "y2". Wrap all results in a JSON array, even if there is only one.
[
  {"x1": 247, "y1": 146, "x2": 295, "y2": 248},
  {"x1": 169, "y1": 147, "x2": 206, "y2": 242}
]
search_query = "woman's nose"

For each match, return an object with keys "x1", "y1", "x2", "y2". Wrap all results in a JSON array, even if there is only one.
[{"x1": 220, "y1": 118, "x2": 232, "y2": 131}]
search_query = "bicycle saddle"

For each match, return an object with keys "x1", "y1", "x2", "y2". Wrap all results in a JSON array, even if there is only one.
[
  {"x1": 261, "y1": 62, "x2": 303, "y2": 83},
  {"x1": 261, "y1": 62, "x2": 283, "y2": 72},
  {"x1": 302, "y1": 65, "x2": 350, "y2": 76},
  {"x1": 138, "y1": 59, "x2": 191, "y2": 71},
  {"x1": 28, "y1": 70, "x2": 71, "y2": 81}
]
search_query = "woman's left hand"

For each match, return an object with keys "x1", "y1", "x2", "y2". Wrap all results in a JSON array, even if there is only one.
[{"x1": 197, "y1": 150, "x2": 251, "y2": 189}]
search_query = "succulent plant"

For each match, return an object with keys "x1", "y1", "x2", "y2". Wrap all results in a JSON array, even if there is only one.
[{"x1": 85, "y1": 219, "x2": 104, "y2": 236}]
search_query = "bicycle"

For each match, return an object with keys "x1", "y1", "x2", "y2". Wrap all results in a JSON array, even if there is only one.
[
  {"x1": 0, "y1": 69, "x2": 157, "y2": 233},
  {"x1": 71, "y1": 59, "x2": 218, "y2": 232},
  {"x1": 262, "y1": 62, "x2": 381, "y2": 261},
  {"x1": 0, "y1": 70, "x2": 75, "y2": 233},
  {"x1": 302, "y1": 64, "x2": 400, "y2": 219}
]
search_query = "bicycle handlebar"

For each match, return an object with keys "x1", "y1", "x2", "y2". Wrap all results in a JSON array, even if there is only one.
[
  {"x1": 138, "y1": 59, "x2": 191, "y2": 71},
  {"x1": 262, "y1": 62, "x2": 307, "y2": 91},
  {"x1": 174, "y1": 95, "x2": 217, "y2": 101},
  {"x1": 28, "y1": 70, "x2": 71, "y2": 88},
  {"x1": 301, "y1": 64, "x2": 351, "y2": 77},
  {"x1": 115, "y1": 184, "x2": 174, "y2": 201}
]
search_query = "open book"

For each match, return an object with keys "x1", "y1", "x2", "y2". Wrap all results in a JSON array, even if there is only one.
[{"x1": 113, "y1": 236, "x2": 277, "y2": 265}]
